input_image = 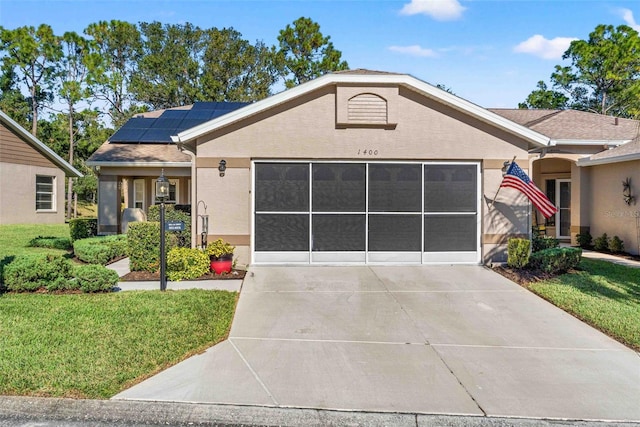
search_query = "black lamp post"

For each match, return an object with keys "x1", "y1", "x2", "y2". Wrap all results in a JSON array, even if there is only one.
[{"x1": 156, "y1": 170, "x2": 170, "y2": 291}]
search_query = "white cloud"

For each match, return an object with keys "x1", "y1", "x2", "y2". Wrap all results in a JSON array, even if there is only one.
[
  {"x1": 513, "y1": 35, "x2": 577, "y2": 60},
  {"x1": 619, "y1": 8, "x2": 640, "y2": 31},
  {"x1": 388, "y1": 45, "x2": 438, "y2": 57},
  {"x1": 400, "y1": 0, "x2": 465, "y2": 21}
]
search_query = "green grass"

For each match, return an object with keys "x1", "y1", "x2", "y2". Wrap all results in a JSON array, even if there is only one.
[
  {"x1": 0, "y1": 224, "x2": 71, "y2": 260},
  {"x1": 529, "y1": 258, "x2": 640, "y2": 351},
  {"x1": 0, "y1": 290, "x2": 237, "y2": 398}
]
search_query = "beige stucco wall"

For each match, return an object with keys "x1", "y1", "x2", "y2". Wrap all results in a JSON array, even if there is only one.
[
  {"x1": 194, "y1": 84, "x2": 532, "y2": 265},
  {"x1": 585, "y1": 161, "x2": 640, "y2": 255},
  {"x1": 0, "y1": 162, "x2": 66, "y2": 224}
]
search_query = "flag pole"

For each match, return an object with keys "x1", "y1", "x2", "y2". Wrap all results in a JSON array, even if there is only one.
[{"x1": 489, "y1": 156, "x2": 516, "y2": 208}]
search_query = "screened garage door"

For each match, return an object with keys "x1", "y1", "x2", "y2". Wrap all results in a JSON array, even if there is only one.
[{"x1": 253, "y1": 162, "x2": 480, "y2": 264}]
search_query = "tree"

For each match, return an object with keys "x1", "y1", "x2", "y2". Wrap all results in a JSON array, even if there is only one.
[
  {"x1": 518, "y1": 81, "x2": 568, "y2": 109},
  {"x1": 523, "y1": 24, "x2": 640, "y2": 117},
  {"x1": 200, "y1": 28, "x2": 278, "y2": 102},
  {"x1": 56, "y1": 31, "x2": 91, "y2": 219},
  {"x1": 84, "y1": 20, "x2": 143, "y2": 127},
  {"x1": 0, "y1": 63, "x2": 30, "y2": 128},
  {"x1": 276, "y1": 17, "x2": 348, "y2": 88},
  {"x1": 131, "y1": 22, "x2": 203, "y2": 109},
  {"x1": 0, "y1": 24, "x2": 61, "y2": 135}
]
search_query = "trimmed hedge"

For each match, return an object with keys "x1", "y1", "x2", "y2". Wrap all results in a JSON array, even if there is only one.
[
  {"x1": 167, "y1": 247, "x2": 210, "y2": 281},
  {"x1": 28, "y1": 236, "x2": 72, "y2": 250},
  {"x1": 610, "y1": 236, "x2": 624, "y2": 253},
  {"x1": 74, "y1": 264, "x2": 120, "y2": 292},
  {"x1": 507, "y1": 238, "x2": 530, "y2": 269},
  {"x1": 593, "y1": 233, "x2": 610, "y2": 252},
  {"x1": 69, "y1": 218, "x2": 98, "y2": 242},
  {"x1": 73, "y1": 235, "x2": 128, "y2": 265},
  {"x1": 148, "y1": 204, "x2": 191, "y2": 248},
  {"x1": 127, "y1": 222, "x2": 162, "y2": 272},
  {"x1": 3, "y1": 253, "x2": 73, "y2": 292},
  {"x1": 531, "y1": 236, "x2": 559, "y2": 253},
  {"x1": 529, "y1": 247, "x2": 582, "y2": 274}
]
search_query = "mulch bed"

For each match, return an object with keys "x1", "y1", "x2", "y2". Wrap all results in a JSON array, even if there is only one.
[
  {"x1": 491, "y1": 265, "x2": 556, "y2": 287},
  {"x1": 120, "y1": 269, "x2": 246, "y2": 282}
]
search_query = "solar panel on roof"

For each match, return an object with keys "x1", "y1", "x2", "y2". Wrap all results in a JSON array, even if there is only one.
[
  {"x1": 138, "y1": 128, "x2": 175, "y2": 143},
  {"x1": 119, "y1": 118, "x2": 156, "y2": 129},
  {"x1": 109, "y1": 128, "x2": 147, "y2": 142},
  {"x1": 184, "y1": 109, "x2": 214, "y2": 119},
  {"x1": 160, "y1": 109, "x2": 189, "y2": 119},
  {"x1": 152, "y1": 118, "x2": 184, "y2": 129},
  {"x1": 176, "y1": 119, "x2": 205, "y2": 131},
  {"x1": 190, "y1": 102, "x2": 226, "y2": 110}
]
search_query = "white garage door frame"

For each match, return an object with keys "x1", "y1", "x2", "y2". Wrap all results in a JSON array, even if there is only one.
[{"x1": 251, "y1": 160, "x2": 481, "y2": 265}]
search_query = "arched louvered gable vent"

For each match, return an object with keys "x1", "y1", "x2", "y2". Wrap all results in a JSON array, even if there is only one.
[{"x1": 348, "y1": 93, "x2": 388, "y2": 124}]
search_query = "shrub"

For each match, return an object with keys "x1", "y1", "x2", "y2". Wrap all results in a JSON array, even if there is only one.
[
  {"x1": 576, "y1": 231, "x2": 593, "y2": 249},
  {"x1": 148, "y1": 204, "x2": 191, "y2": 248},
  {"x1": 529, "y1": 247, "x2": 582, "y2": 274},
  {"x1": 3, "y1": 254, "x2": 73, "y2": 292},
  {"x1": 73, "y1": 235, "x2": 128, "y2": 265},
  {"x1": 206, "y1": 238, "x2": 235, "y2": 260},
  {"x1": 74, "y1": 264, "x2": 119, "y2": 292},
  {"x1": 128, "y1": 222, "x2": 162, "y2": 272},
  {"x1": 532, "y1": 236, "x2": 559, "y2": 253},
  {"x1": 167, "y1": 247, "x2": 210, "y2": 281},
  {"x1": 609, "y1": 236, "x2": 625, "y2": 254},
  {"x1": 507, "y1": 238, "x2": 530, "y2": 269},
  {"x1": 46, "y1": 276, "x2": 79, "y2": 292},
  {"x1": 28, "y1": 236, "x2": 72, "y2": 250},
  {"x1": 593, "y1": 233, "x2": 610, "y2": 252},
  {"x1": 69, "y1": 218, "x2": 98, "y2": 242}
]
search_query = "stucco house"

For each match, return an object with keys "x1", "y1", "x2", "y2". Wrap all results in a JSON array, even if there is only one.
[
  {"x1": 87, "y1": 70, "x2": 640, "y2": 264},
  {"x1": 0, "y1": 110, "x2": 82, "y2": 225}
]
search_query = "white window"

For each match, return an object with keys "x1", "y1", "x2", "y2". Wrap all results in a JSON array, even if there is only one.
[
  {"x1": 154, "y1": 178, "x2": 179, "y2": 204},
  {"x1": 36, "y1": 175, "x2": 55, "y2": 211},
  {"x1": 133, "y1": 179, "x2": 145, "y2": 209}
]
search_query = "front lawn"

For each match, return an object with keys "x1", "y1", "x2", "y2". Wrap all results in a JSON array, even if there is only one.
[
  {"x1": 527, "y1": 258, "x2": 640, "y2": 351},
  {"x1": 0, "y1": 224, "x2": 70, "y2": 260},
  {"x1": 0, "y1": 290, "x2": 237, "y2": 398}
]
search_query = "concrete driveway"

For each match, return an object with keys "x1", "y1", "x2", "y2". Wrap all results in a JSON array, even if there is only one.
[{"x1": 114, "y1": 265, "x2": 640, "y2": 422}]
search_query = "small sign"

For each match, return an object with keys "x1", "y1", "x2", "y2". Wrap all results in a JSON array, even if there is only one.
[{"x1": 165, "y1": 220, "x2": 185, "y2": 231}]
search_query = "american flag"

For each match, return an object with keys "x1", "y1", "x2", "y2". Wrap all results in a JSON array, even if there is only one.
[{"x1": 500, "y1": 162, "x2": 558, "y2": 219}]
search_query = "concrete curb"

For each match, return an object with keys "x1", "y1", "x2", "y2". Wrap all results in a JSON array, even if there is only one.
[{"x1": 1, "y1": 397, "x2": 639, "y2": 427}]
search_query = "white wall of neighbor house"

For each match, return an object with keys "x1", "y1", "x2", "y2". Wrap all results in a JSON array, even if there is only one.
[
  {"x1": 194, "y1": 84, "x2": 532, "y2": 264},
  {"x1": 0, "y1": 162, "x2": 66, "y2": 224},
  {"x1": 586, "y1": 161, "x2": 640, "y2": 255}
]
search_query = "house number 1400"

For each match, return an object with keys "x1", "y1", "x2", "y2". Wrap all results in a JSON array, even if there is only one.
[{"x1": 358, "y1": 149, "x2": 379, "y2": 156}]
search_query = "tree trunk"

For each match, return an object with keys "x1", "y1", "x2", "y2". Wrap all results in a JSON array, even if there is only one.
[{"x1": 66, "y1": 103, "x2": 74, "y2": 220}]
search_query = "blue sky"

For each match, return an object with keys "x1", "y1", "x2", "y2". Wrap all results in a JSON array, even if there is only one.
[{"x1": 2, "y1": 0, "x2": 640, "y2": 108}]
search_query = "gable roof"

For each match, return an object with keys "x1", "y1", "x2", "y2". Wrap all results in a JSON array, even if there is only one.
[
  {"x1": 490, "y1": 109, "x2": 639, "y2": 145},
  {"x1": 172, "y1": 71, "x2": 550, "y2": 148},
  {"x1": 0, "y1": 110, "x2": 82, "y2": 178}
]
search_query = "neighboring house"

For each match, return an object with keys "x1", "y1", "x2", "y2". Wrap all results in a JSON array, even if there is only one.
[
  {"x1": 87, "y1": 70, "x2": 640, "y2": 264},
  {"x1": 0, "y1": 110, "x2": 82, "y2": 225}
]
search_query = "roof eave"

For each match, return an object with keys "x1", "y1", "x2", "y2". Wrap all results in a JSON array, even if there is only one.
[
  {"x1": 551, "y1": 139, "x2": 631, "y2": 147},
  {"x1": 173, "y1": 73, "x2": 550, "y2": 148},
  {"x1": 85, "y1": 161, "x2": 191, "y2": 168},
  {"x1": 577, "y1": 152, "x2": 640, "y2": 167},
  {"x1": 0, "y1": 110, "x2": 83, "y2": 178}
]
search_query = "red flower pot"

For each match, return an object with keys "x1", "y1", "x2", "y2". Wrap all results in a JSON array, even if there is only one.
[{"x1": 210, "y1": 259, "x2": 232, "y2": 275}]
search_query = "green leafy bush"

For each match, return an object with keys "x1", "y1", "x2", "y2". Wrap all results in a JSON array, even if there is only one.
[
  {"x1": 576, "y1": 231, "x2": 593, "y2": 249},
  {"x1": 532, "y1": 236, "x2": 559, "y2": 253},
  {"x1": 507, "y1": 238, "x2": 530, "y2": 269},
  {"x1": 28, "y1": 236, "x2": 72, "y2": 250},
  {"x1": 167, "y1": 247, "x2": 210, "y2": 281},
  {"x1": 148, "y1": 205, "x2": 191, "y2": 248},
  {"x1": 609, "y1": 236, "x2": 625, "y2": 254},
  {"x1": 74, "y1": 264, "x2": 119, "y2": 292},
  {"x1": 593, "y1": 233, "x2": 610, "y2": 252},
  {"x1": 73, "y1": 235, "x2": 128, "y2": 265},
  {"x1": 69, "y1": 218, "x2": 98, "y2": 242},
  {"x1": 529, "y1": 247, "x2": 582, "y2": 274},
  {"x1": 46, "y1": 277, "x2": 79, "y2": 292},
  {"x1": 3, "y1": 254, "x2": 73, "y2": 292},
  {"x1": 205, "y1": 238, "x2": 235, "y2": 260},
  {"x1": 127, "y1": 222, "x2": 162, "y2": 272}
]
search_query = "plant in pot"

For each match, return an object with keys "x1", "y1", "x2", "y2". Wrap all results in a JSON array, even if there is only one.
[{"x1": 206, "y1": 238, "x2": 235, "y2": 275}]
